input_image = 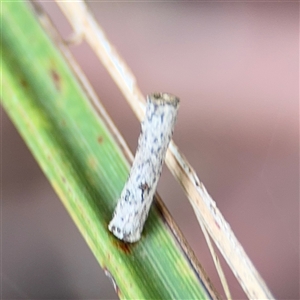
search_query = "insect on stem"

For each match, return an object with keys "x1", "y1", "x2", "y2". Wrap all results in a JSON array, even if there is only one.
[{"x1": 108, "y1": 93, "x2": 180, "y2": 243}]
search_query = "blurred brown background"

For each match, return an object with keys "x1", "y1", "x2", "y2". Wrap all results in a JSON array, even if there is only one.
[{"x1": 2, "y1": 1, "x2": 299, "y2": 299}]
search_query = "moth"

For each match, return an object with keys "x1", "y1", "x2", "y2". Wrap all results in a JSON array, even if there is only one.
[{"x1": 108, "y1": 93, "x2": 179, "y2": 243}]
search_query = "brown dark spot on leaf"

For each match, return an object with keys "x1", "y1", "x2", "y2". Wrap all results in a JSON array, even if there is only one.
[
  {"x1": 97, "y1": 136, "x2": 104, "y2": 144},
  {"x1": 61, "y1": 119, "x2": 66, "y2": 126},
  {"x1": 20, "y1": 79, "x2": 28, "y2": 88},
  {"x1": 50, "y1": 69, "x2": 61, "y2": 91},
  {"x1": 112, "y1": 238, "x2": 132, "y2": 255},
  {"x1": 62, "y1": 177, "x2": 66, "y2": 183}
]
